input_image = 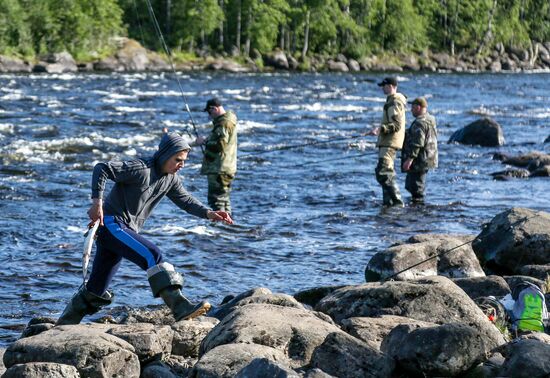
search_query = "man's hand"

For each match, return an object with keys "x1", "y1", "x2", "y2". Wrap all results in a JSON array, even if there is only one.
[
  {"x1": 207, "y1": 210, "x2": 234, "y2": 224},
  {"x1": 402, "y1": 158, "x2": 413, "y2": 172},
  {"x1": 195, "y1": 136, "x2": 207, "y2": 145},
  {"x1": 87, "y1": 198, "x2": 104, "y2": 226},
  {"x1": 366, "y1": 126, "x2": 380, "y2": 136}
]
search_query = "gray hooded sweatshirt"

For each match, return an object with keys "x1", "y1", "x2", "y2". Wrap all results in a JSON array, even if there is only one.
[{"x1": 91, "y1": 132, "x2": 209, "y2": 232}]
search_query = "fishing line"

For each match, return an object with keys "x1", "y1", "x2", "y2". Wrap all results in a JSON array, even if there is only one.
[
  {"x1": 239, "y1": 133, "x2": 367, "y2": 158},
  {"x1": 142, "y1": 0, "x2": 204, "y2": 153},
  {"x1": 381, "y1": 212, "x2": 544, "y2": 282},
  {"x1": 279, "y1": 151, "x2": 376, "y2": 169}
]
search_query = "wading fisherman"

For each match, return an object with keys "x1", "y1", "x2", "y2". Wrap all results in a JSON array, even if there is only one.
[
  {"x1": 402, "y1": 97, "x2": 438, "y2": 204},
  {"x1": 195, "y1": 98, "x2": 238, "y2": 215},
  {"x1": 368, "y1": 77, "x2": 407, "y2": 207},
  {"x1": 56, "y1": 132, "x2": 232, "y2": 325}
]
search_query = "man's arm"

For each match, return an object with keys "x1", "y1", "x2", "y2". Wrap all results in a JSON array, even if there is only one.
[{"x1": 381, "y1": 101, "x2": 405, "y2": 134}]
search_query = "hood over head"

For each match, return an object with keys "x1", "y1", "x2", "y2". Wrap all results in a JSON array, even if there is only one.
[{"x1": 153, "y1": 132, "x2": 191, "y2": 169}]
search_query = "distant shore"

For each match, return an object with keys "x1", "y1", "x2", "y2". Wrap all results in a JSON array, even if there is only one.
[{"x1": 2, "y1": 38, "x2": 550, "y2": 75}]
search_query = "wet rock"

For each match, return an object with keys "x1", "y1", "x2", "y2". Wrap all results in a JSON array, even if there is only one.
[
  {"x1": 499, "y1": 339, "x2": 550, "y2": 377},
  {"x1": 315, "y1": 276, "x2": 506, "y2": 351},
  {"x1": 493, "y1": 151, "x2": 550, "y2": 170},
  {"x1": 200, "y1": 303, "x2": 344, "y2": 368},
  {"x1": 235, "y1": 357, "x2": 300, "y2": 377},
  {"x1": 106, "y1": 323, "x2": 173, "y2": 362},
  {"x1": 365, "y1": 234, "x2": 484, "y2": 281},
  {"x1": 327, "y1": 60, "x2": 349, "y2": 72},
  {"x1": 294, "y1": 285, "x2": 346, "y2": 308},
  {"x1": 516, "y1": 264, "x2": 550, "y2": 281},
  {"x1": 452, "y1": 275, "x2": 511, "y2": 299},
  {"x1": 472, "y1": 208, "x2": 550, "y2": 273},
  {"x1": 545, "y1": 135, "x2": 550, "y2": 143},
  {"x1": 264, "y1": 50, "x2": 289, "y2": 70},
  {"x1": 341, "y1": 316, "x2": 435, "y2": 350},
  {"x1": 191, "y1": 343, "x2": 289, "y2": 378},
  {"x1": 2, "y1": 362, "x2": 79, "y2": 378},
  {"x1": 530, "y1": 165, "x2": 550, "y2": 177},
  {"x1": 490, "y1": 168, "x2": 531, "y2": 180},
  {"x1": 382, "y1": 323, "x2": 488, "y2": 377},
  {"x1": 310, "y1": 332, "x2": 394, "y2": 378},
  {"x1": 171, "y1": 317, "x2": 218, "y2": 357},
  {"x1": 449, "y1": 117, "x2": 505, "y2": 146},
  {"x1": 0, "y1": 55, "x2": 32, "y2": 73},
  {"x1": 3, "y1": 324, "x2": 140, "y2": 377},
  {"x1": 141, "y1": 361, "x2": 178, "y2": 378}
]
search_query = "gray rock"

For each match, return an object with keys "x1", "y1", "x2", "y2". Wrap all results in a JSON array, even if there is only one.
[
  {"x1": 235, "y1": 357, "x2": 300, "y2": 378},
  {"x1": 503, "y1": 275, "x2": 545, "y2": 292},
  {"x1": 0, "y1": 347, "x2": 5, "y2": 375},
  {"x1": 146, "y1": 52, "x2": 170, "y2": 71},
  {"x1": 303, "y1": 368, "x2": 336, "y2": 378},
  {"x1": 141, "y1": 361, "x2": 178, "y2": 378},
  {"x1": 341, "y1": 316, "x2": 436, "y2": 350},
  {"x1": 347, "y1": 59, "x2": 361, "y2": 72},
  {"x1": 517, "y1": 264, "x2": 550, "y2": 281},
  {"x1": 115, "y1": 38, "x2": 149, "y2": 71},
  {"x1": 499, "y1": 339, "x2": 550, "y2": 377},
  {"x1": 472, "y1": 208, "x2": 550, "y2": 273},
  {"x1": 288, "y1": 56, "x2": 299, "y2": 70},
  {"x1": 106, "y1": 323, "x2": 173, "y2": 362},
  {"x1": 264, "y1": 50, "x2": 289, "y2": 69},
  {"x1": 190, "y1": 343, "x2": 289, "y2": 378},
  {"x1": 449, "y1": 117, "x2": 505, "y2": 146},
  {"x1": 311, "y1": 332, "x2": 394, "y2": 378},
  {"x1": 327, "y1": 60, "x2": 349, "y2": 72},
  {"x1": 493, "y1": 152, "x2": 550, "y2": 170},
  {"x1": 489, "y1": 60, "x2": 502, "y2": 72},
  {"x1": 171, "y1": 317, "x2": 218, "y2": 357},
  {"x1": 94, "y1": 56, "x2": 124, "y2": 71},
  {"x1": 206, "y1": 59, "x2": 250, "y2": 73},
  {"x1": 0, "y1": 55, "x2": 32, "y2": 73},
  {"x1": 465, "y1": 352, "x2": 505, "y2": 378},
  {"x1": 490, "y1": 168, "x2": 531, "y2": 180},
  {"x1": 515, "y1": 332, "x2": 550, "y2": 344},
  {"x1": 530, "y1": 165, "x2": 550, "y2": 177},
  {"x1": 365, "y1": 234, "x2": 484, "y2": 281},
  {"x1": 452, "y1": 275, "x2": 511, "y2": 299},
  {"x1": 3, "y1": 324, "x2": 140, "y2": 377},
  {"x1": 200, "y1": 303, "x2": 344, "y2": 368},
  {"x1": 294, "y1": 286, "x2": 346, "y2": 308},
  {"x1": 315, "y1": 276, "x2": 506, "y2": 351},
  {"x1": 382, "y1": 323, "x2": 489, "y2": 376},
  {"x1": 2, "y1": 362, "x2": 79, "y2": 378}
]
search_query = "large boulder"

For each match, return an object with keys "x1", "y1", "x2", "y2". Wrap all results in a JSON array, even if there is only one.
[
  {"x1": 0, "y1": 55, "x2": 32, "y2": 73},
  {"x1": 327, "y1": 60, "x2": 349, "y2": 72},
  {"x1": 2, "y1": 362, "x2": 79, "y2": 378},
  {"x1": 200, "y1": 303, "x2": 343, "y2": 368},
  {"x1": 382, "y1": 323, "x2": 491, "y2": 376},
  {"x1": 472, "y1": 208, "x2": 550, "y2": 273},
  {"x1": 310, "y1": 332, "x2": 395, "y2": 378},
  {"x1": 365, "y1": 234, "x2": 484, "y2": 281},
  {"x1": 115, "y1": 38, "x2": 149, "y2": 71},
  {"x1": 449, "y1": 117, "x2": 505, "y2": 146},
  {"x1": 171, "y1": 317, "x2": 219, "y2": 357},
  {"x1": 33, "y1": 52, "x2": 77, "y2": 73},
  {"x1": 315, "y1": 276, "x2": 506, "y2": 351},
  {"x1": 235, "y1": 357, "x2": 300, "y2": 378},
  {"x1": 341, "y1": 316, "x2": 436, "y2": 350},
  {"x1": 451, "y1": 275, "x2": 511, "y2": 299},
  {"x1": 106, "y1": 323, "x2": 173, "y2": 363},
  {"x1": 499, "y1": 339, "x2": 550, "y2": 377},
  {"x1": 517, "y1": 264, "x2": 550, "y2": 281},
  {"x1": 264, "y1": 50, "x2": 289, "y2": 70},
  {"x1": 294, "y1": 286, "x2": 346, "y2": 308},
  {"x1": 3, "y1": 324, "x2": 140, "y2": 377},
  {"x1": 190, "y1": 343, "x2": 289, "y2": 378}
]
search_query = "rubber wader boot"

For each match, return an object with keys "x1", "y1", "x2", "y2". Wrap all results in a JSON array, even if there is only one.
[
  {"x1": 147, "y1": 262, "x2": 210, "y2": 321},
  {"x1": 387, "y1": 182, "x2": 404, "y2": 207},
  {"x1": 56, "y1": 286, "x2": 113, "y2": 326}
]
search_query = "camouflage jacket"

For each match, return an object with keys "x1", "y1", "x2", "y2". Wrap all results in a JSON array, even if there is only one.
[
  {"x1": 402, "y1": 112, "x2": 438, "y2": 172},
  {"x1": 377, "y1": 92, "x2": 407, "y2": 149},
  {"x1": 201, "y1": 111, "x2": 238, "y2": 175}
]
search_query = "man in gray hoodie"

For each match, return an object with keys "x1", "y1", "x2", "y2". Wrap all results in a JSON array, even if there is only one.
[{"x1": 56, "y1": 132, "x2": 232, "y2": 325}]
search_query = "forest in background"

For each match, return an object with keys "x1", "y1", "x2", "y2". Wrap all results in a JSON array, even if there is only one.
[{"x1": 1, "y1": 0, "x2": 550, "y2": 61}]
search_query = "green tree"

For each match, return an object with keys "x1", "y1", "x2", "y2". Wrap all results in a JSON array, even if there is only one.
[{"x1": 0, "y1": 0, "x2": 33, "y2": 56}]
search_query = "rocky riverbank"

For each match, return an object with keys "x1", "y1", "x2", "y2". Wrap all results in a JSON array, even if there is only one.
[
  {"x1": 2, "y1": 38, "x2": 550, "y2": 74},
  {"x1": 1, "y1": 207, "x2": 549, "y2": 377}
]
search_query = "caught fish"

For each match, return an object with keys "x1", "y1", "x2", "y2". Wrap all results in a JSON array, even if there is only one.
[{"x1": 82, "y1": 220, "x2": 100, "y2": 282}]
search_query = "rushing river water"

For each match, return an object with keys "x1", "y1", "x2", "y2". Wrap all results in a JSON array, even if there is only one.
[{"x1": 0, "y1": 71, "x2": 548, "y2": 346}]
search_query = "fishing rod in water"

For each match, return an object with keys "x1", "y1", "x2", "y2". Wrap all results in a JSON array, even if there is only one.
[
  {"x1": 381, "y1": 212, "x2": 544, "y2": 282},
  {"x1": 240, "y1": 133, "x2": 368, "y2": 158},
  {"x1": 142, "y1": 0, "x2": 204, "y2": 153}
]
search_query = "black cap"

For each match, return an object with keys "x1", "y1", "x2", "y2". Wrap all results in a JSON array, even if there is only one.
[
  {"x1": 203, "y1": 98, "x2": 222, "y2": 112},
  {"x1": 377, "y1": 77, "x2": 398, "y2": 87}
]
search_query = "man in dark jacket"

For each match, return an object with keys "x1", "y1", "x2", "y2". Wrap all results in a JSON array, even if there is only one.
[
  {"x1": 402, "y1": 97, "x2": 438, "y2": 203},
  {"x1": 56, "y1": 132, "x2": 232, "y2": 325}
]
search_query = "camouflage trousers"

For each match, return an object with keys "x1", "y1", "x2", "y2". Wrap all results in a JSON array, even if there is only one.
[
  {"x1": 207, "y1": 174, "x2": 234, "y2": 214},
  {"x1": 375, "y1": 147, "x2": 403, "y2": 206},
  {"x1": 405, "y1": 170, "x2": 428, "y2": 202}
]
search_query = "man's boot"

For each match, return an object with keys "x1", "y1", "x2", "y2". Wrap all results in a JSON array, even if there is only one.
[
  {"x1": 147, "y1": 262, "x2": 210, "y2": 321},
  {"x1": 386, "y1": 182, "x2": 404, "y2": 207},
  {"x1": 56, "y1": 286, "x2": 113, "y2": 326}
]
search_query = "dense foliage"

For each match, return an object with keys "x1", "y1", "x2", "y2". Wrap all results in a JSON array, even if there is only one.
[{"x1": 2, "y1": 0, "x2": 549, "y2": 59}]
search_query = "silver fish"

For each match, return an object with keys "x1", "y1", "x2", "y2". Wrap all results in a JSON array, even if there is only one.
[{"x1": 82, "y1": 220, "x2": 100, "y2": 282}]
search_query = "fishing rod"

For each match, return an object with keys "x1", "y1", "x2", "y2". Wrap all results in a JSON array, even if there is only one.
[
  {"x1": 280, "y1": 151, "x2": 376, "y2": 169},
  {"x1": 141, "y1": 0, "x2": 204, "y2": 153},
  {"x1": 381, "y1": 212, "x2": 544, "y2": 282},
  {"x1": 240, "y1": 133, "x2": 368, "y2": 158}
]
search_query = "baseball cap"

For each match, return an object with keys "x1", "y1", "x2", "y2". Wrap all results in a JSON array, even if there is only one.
[
  {"x1": 203, "y1": 98, "x2": 222, "y2": 112},
  {"x1": 410, "y1": 97, "x2": 428, "y2": 108},
  {"x1": 377, "y1": 77, "x2": 398, "y2": 87}
]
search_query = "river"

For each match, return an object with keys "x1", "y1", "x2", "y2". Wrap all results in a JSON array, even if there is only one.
[{"x1": 0, "y1": 71, "x2": 548, "y2": 346}]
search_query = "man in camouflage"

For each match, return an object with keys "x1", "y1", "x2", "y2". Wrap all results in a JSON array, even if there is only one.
[
  {"x1": 196, "y1": 98, "x2": 238, "y2": 214},
  {"x1": 402, "y1": 97, "x2": 438, "y2": 203},
  {"x1": 369, "y1": 77, "x2": 407, "y2": 207}
]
